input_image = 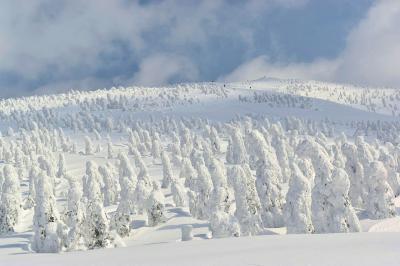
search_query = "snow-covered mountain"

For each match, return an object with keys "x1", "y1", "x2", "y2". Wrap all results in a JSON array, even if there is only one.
[{"x1": 1, "y1": 78, "x2": 400, "y2": 266}]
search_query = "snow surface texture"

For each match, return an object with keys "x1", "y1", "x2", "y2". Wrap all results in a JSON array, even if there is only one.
[{"x1": 1, "y1": 78, "x2": 400, "y2": 265}]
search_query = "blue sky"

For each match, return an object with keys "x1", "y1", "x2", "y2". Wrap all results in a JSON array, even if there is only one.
[{"x1": 0, "y1": 0, "x2": 399, "y2": 97}]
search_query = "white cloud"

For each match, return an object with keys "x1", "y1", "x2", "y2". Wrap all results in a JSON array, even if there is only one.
[
  {"x1": 221, "y1": 55, "x2": 338, "y2": 82},
  {"x1": 131, "y1": 53, "x2": 199, "y2": 86},
  {"x1": 334, "y1": 0, "x2": 400, "y2": 87},
  {"x1": 0, "y1": 0, "x2": 312, "y2": 96},
  {"x1": 222, "y1": 0, "x2": 400, "y2": 88}
]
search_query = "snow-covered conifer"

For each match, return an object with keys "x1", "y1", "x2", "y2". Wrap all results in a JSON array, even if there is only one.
[
  {"x1": 84, "y1": 163, "x2": 113, "y2": 249},
  {"x1": 255, "y1": 155, "x2": 285, "y2": 228},
  {"x1": 328, "y1": 168, "x2": 361, "y2": 233},
  {"x1": 209, "y1": 159, "x2": 231, "y2": 214},
  {"x1": 284, "y1": 161, "x2": 314, "y2": 234},
  {"x1": 181, "y1": 158, "x2": 198, "y2": 190},
  {"x1": 64, "y1": 175, "x2": 85, "y2": 250},
  {"x1": 99, "y1": 164, "x2": 118, "y2": 207},
  {"x1": 226, "y1": 127, "x2": 247, "y2": 165},
  {"x1": 84, "y1": 136, "x2": 94, "y2": 155},
  {"x1": 56, "y1": 153, "x2": 67, "y2": 179},
  {"x1": 145, "y1": 182, "x2": 166, "y2": 226},
  {"x1": 342, "y1": 142, "x2": 366, "y2": 208},
  {"x1": 0, "y1": 165, "x2": 21, "y2": 234},
  {"x1": 32, "y1": 171, "x2": 65, "y2": 253},
  {"x1": 228, "y1": 165, "x2": 262, "y2": 236},
  {"x1": 209, "y1": 212, "x2": 240, "y2": 238},
  {"x1": 365, "y1": 161, "x2": 396, "y2": 219},
  {"x1": 161, "y1": 151, "x2": 173, "y2": 189}
]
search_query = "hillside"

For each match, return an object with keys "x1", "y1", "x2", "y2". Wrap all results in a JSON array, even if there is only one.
[{"x1": 1, "y1": 78, "x2": 400, "y2": 265}]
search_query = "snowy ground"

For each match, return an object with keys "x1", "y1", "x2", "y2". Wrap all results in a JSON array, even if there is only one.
[
  {"x1": 3, "y1": 233, "x2": 400, "y2": 266},
  {"x1": 1, "y1": 78, "x2": 400, "y2": 265}
]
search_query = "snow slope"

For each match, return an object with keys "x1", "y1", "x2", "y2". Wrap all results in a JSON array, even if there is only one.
[{"x1": 1, "y1": 78, "x2": 400, "y2": 265}]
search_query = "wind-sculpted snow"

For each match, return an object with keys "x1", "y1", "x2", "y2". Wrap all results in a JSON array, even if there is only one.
[{"x1": 0, "y1": 79, "x2": 400, "y2": 265}]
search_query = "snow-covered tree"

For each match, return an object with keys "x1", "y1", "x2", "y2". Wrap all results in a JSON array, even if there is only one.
[
  {"x1": 84, "y1": 163, "x2": 113, "y2": 249},
  {"x1": 365, "y1": 161, "x2": 396, "y2": 219},
  {"x1": 209, "y1": 212, "x2": 240, "y2": 238},
  {"x1": 24, "y1": 166, "x2": 38, "y2": 210},
  {"x1": 84, "y1": 136, "x2": 94, "y2": 155},
  {"x1": 83, "y1": 161, "x2": 103, "y2": 201},
  {"x1": 180, "y1": 158, "x2": 197, "y2": 190},
  {"x1": 145, "y1": 182, "x2": 166, "y2": 226},
  {"x1": 113, "y1": 154, "x2": 136, "y2": 237},
  {"x1": 226, "y1": 127, "x2": 247, "y2": 165},
  {"x1": 64, "y1": 175, "x2": 85, "y2": 250},
  {"x1": 328, "y1": 168, "x2": 361, "y2": 233},
  {"x1": 379, "y1": 148, "x2": 400, "y2": 196},
  {"x1": 99, "y1": 164, "x2": 118, "y2": 207},
  {"x1": 297, "y1": 139, "x2": 361, "y2": 233},
  {"x1": 255, "y1": 154, "x2": 285, "y2": 228},
  {"x1": 171, "y1": 178, "x2": 187, "y2": 207},
  {"x1": 228, "y1": 165, "x2": 262, "y2": 236},
  {"x1": 209, "y1": 158, "x2": 231, "y2": 214},
  {"x1": 161, "y1": 151, "x2": 173, "y2": 189},
  {"x1": 32, "y1": 171, "x2": 65, "y2": 253},
  {"x1": 342, "y1": 142, "x2": 366, "y2": 208},
  {"x1": 0, "y1": 165, "x2": 21, "y2": 234},
  {"x1": 107, "y1": 141, "x2": 114, "y2": 159},
  {"x1": 56, "y1": 153, "x2": 67, "y2": 179},
  {"x1": 189, "y1": 160, "x2": 213, "y2": 220},
  {"x1": 284, "y1": 161, "x2": 314, "y2": 234}
]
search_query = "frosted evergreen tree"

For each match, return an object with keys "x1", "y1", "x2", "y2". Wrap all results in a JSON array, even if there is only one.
[
  {"x1": 113, "y1": 153, "x2": 137, "y2": 236},
  {"x1": 161, "y1": 151, "x2": 173, "y2": 189},
  {"x1": 298, "y1": 139, "x2": 361, "y2": 233},
  {"x1": 107, "y1": 141, "x2": 114, "y2": 159},
  {"x1": 56, "y1": 153, "x2": 67, "y2": 179},
  {"x1": 209, "y1": 126, "x2": 222, "y2": 153},
  {"x1": 270, "y1": 125, "x2": 291, "y2": 182},
  {"x1": 255, "y1": 155, "x2": 285, "y2": 228},
  {"x1": 297, "y1": 139, "x2": 334, "y2": 233},
  {"x1": 365, "y1": 161, "x2": 396, "y2": 219},
  {"x1": 209, "y1": 158, "x2": 231, "y2": 214},
  {"x1": 284, "y1": 161, "x2": 314, "y2": 234},
  {"x1": 99, "y1": 164, "x2": 118, "y2": 207},
  {"x1": 171, "y1": 179, "x2": 186, "y2": 207},
  {"x1": 328, "y1": 168, "x2": 362, "y2": 233},
  {"x1": 83, "y1": 161, "x2": 103, "y2": 202},
  {"x1": 209, "y1": 211, "x2": 240, "y2": 238},
  {"x1": 342, "y1": 142, "x2": 366, "y2": 208},
  {"x1": 190, "y1": 160, "x2": 213, "y2": 220},
  {"x1": 24, "y1": 166, "x2": 39, "y2": 210},
  {"x1": 84, "y1": 136, "x2": 94, "y2": 155},
  {"x1": 379, "y1": 148, "x2": 400, "y2": 196},
  {"x1": 228, "y1": 165, "x2": 262, "y2": 236},
  {"x1": 355, "y1": 136, "x2": 374, "y2": 180},
  {"x1": 146, "y1": 182, "x2": 166, "y2": 226},
  {"x1": 117, "y1": 153, "x2": 136, "y2": 183},
  {"x1": 226, "y1": 127, "x2": 247, "y2": 165},
  {"x1": 296, "y1": 157, "x2": 315, "y2": 187},
  {"x1": 32, "y1": 171, "x2": 65, "y2": 253},
  {"x1": 247, "y1": 129, "x2": 283, "y2": 182},
  {"x1": 113, "y1": 175, "x2": 135, "y2": 237},
  {"x1": 64, "y1": 175, "x2": 85, "y2": 250},
  {"x1": 84, "y1": 163, "x2": 113, "y2": 249},
  {"x1": 151, "y1": 137, "x2": 162, "y2": 161},
  {"x1": 179, "y1": 158, "x2": 197, "y2": 190},
  {"x1": 0, "y1": 167, "x2": 3, "y2": 197},
  {"x1": 0, "y1": 165, "x2": 21, "y2": 234}
]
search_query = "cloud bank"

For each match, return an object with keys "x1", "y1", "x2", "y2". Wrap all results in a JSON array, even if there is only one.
[
  {"x1": 223, "y1": 0, "x2": 400, "y2": 88},
  {"x1": 1, "y1": 0, "x2": 394, "y2": 97}
]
